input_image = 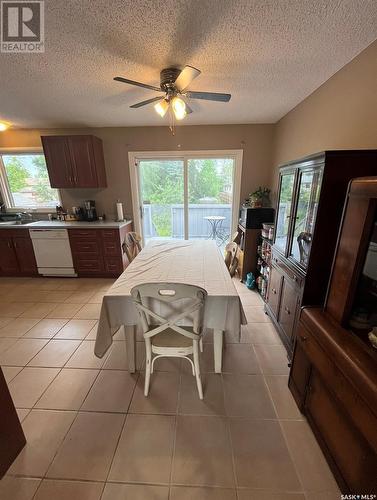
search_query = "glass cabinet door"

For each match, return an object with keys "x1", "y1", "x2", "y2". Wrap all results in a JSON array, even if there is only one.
[
  {"x1": 289, "y1": 168, "x2": 323, "y2": 267},
  {"x1": 275, "y1": 171, "x2": 296, "y2": 254}
]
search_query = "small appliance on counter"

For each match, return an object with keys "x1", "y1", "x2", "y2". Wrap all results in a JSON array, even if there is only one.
[
  {"x1": 239, "y1": 206, "x2": 275, "y2": 229},
  {"x1": 83, "y1": 200, "x2": 98, "y2": 221}
]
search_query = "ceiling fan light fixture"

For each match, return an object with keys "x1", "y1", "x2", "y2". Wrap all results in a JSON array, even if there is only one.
[
  {"x1": 154, "y1": 99, "x2": 169, "y2": 117},
  {"x1": 0, "y1": 121, "x2": 10, "y2": 132},
  {"x1": 171, "y1": 96, "x2": 186, "y2": 120}
]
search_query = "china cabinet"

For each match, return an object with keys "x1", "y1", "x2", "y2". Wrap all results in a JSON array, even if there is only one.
[
  {"x1": 289, "y1": 176, "x2": 377, "y2": 494},
  {"x1": 265, "y1": 150, "x2": 377, "y2": 355}
]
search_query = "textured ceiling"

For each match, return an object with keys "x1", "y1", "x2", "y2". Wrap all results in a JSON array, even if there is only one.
[{"x1": 0, "y1": 0, "x2": 376, "y2": 128}]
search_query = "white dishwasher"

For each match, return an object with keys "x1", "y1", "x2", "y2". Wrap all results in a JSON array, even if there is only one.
[{"x1": 29, "y1": 229, "x2": 76, "y2": 277}]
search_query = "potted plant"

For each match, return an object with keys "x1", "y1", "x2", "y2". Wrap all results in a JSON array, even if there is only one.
[{"x1": 248, "y1": 187, "x2": 271, "y2": 208}]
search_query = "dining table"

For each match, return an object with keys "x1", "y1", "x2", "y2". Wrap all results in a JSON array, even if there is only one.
[{"x1": 94, "y1": 239, "x2": 247, "y2": 373}]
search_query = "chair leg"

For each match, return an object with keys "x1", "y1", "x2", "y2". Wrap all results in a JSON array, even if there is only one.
[
  {"x1": 193, "y1": 340, "x2": 203, "y2": 400},
  {"x1": 199, "y1": 337, "x2": 203, "y2": 353},
  {"x1": 144, "y1": 339, "x2": 152, "y2": 397}
]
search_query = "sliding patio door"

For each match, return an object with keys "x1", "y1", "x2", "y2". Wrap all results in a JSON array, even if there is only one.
[
  {"x1": 138, "y1": 158, "x2": 184, "y2": 241},
  {"x1": 131, "y1": 151, "x2": 242, "y2": 246},
  {"x1": 188, "y1": 158, "x2": 234, "y2": 243}
]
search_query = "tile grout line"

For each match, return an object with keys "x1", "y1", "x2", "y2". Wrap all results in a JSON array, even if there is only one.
[
  {"x1": 221, "y1": 371, "x2": 239, "y2": 495},
  {"x1": 167, "y1": 366, "x2": 182, "y2": 498},
  {"x1": 99, "y1": 368, "x2": 142, "y2": 497}
]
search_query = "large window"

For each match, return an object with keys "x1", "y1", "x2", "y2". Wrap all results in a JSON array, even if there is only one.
[{"x1": 0, "y1": 153, "x2": 60, "y2": 210}]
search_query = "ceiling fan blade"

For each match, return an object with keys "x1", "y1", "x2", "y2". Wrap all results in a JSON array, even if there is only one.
[
  {"x1": 174, "y1": 66, "x2": 201, "y2": 92},
  {"x1": 130, "y1": 96, "x2": 165, "y2": 108},
  {"x1": 114, "y1": 76, "x2": 161, "y2": 92},
  {"x1": 185, "y1": 91, "x2": 231, "y2": 102}
]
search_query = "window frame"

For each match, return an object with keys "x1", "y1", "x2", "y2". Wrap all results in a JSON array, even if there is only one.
[{"x1": 0, "y1": 148, "x2": 61, "y2": 213}]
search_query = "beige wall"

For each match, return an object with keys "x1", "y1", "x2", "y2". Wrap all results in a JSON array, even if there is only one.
[
  {"x1": 272, "y1": 40, "x2": 377, "y2": 184},
  {"x1": 1, "y1": 40, "x2": 376, "y2": 218},
  {"x1": 0, "y1": 124, "x2": 274, "y2": 219}
]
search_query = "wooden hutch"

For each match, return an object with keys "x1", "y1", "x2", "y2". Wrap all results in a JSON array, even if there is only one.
[
  {"x1": 265, "y1": 150, "x2": 377, "y2": 357},
  {"x1": 289, "y1": 177, "x2": 377, "y2": 493}
]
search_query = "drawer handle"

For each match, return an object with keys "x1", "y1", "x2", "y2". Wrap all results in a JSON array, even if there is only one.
[
  {"x1": 271, "y1": 288, "x2": 276, "y2": 294},
  {"x1": 300, "y1": 335, "x2": 307, "y2": 342},
  {"x1": 285, "y1": 307, "x2": 291, "y2": 315}
]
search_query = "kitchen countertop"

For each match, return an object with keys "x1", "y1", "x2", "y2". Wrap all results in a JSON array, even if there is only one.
[{"x1": 0, "y1": 220, "x2": 133, "y2": 229}]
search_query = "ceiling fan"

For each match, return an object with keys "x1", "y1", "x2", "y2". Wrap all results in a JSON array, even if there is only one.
[{"x1": 113, "y1": 66, "x2": 231, "y2": 121}]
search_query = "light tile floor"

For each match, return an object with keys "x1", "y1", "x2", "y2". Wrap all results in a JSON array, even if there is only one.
[{"x1": 0, "y1": 276, "x2": 341, "y2": 500}]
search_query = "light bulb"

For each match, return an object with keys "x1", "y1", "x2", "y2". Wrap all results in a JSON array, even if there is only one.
[
  {"x1": 154, "y1": 99, "x2": 169, "y2": 117},
  {"x1": 172, "y1": 97, "x2": 187, "y2": 120},
  {"x1": 0, "y1": 122, "x2": 9, "y2": 132}
]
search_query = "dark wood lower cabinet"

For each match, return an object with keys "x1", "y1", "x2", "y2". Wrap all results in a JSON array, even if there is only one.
[
  {"x1": 289, "y1": 308, "x2": 377, "y2": 494},
  {"x1": 69, "y1": 225, "x2": 131, "y2": 277},
  {"x1": 0, "y1": 230, "x2": 37, "y2": 276},
  {"x1": 0, "y1": 368, "x2": 26, "y2": 477}
]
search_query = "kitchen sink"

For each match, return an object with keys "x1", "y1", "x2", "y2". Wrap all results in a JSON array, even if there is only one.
[{"x1": 0, "y1": 220, "x2": 33, "y2": 226}]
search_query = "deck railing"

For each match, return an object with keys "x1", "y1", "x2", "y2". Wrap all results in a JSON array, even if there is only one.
[{"x1": 143, "y1": 203, "x2": 232, "y2": 239}]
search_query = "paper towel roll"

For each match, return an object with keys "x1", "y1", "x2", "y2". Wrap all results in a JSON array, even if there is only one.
[{"x1": 116, "y1": 202, "x2": 124, "y2": 221}]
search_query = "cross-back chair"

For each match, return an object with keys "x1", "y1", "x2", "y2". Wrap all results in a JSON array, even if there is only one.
[{"x1": 130, "y1": 282, "x2": 207, "y2": 399}]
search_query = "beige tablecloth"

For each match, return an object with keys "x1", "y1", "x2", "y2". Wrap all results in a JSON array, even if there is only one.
[{"x1": 95, "y1": 240, "x2": 247, "y2": 358}]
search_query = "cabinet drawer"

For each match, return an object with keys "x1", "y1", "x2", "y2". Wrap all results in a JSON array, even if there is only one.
[
  {"x1": 271, "y1": 249, "x2": 303, "y2": 287},
  {"x1": 75, "y1": 257, "x2": 103, "y2": 272},
  {"x1": 102, "y1": 240, "x2": 121, "y2": 257},
  {"x1": 102, "y1": 229, "x2": 118, "y2": 240},
  {"x1": 104, "y1": 257, "x2": 122, "y2": 274},
  {"x1": 69, "y1": 229, "x2": 98, "y2": 240},
  {"x1": 71, "y1": 240, "x2": 100, "y2": 254}
]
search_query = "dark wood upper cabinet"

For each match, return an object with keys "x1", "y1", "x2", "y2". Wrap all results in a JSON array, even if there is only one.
[
  {"x1": 266, "y1": 150, "x2": 377, "y2": 356},
  {"x1": 41, "y1": 135, "x2": 107, "y2": 188},
  {"x1": 41, "y1": 136, "x2": 72, "y2": 188}
]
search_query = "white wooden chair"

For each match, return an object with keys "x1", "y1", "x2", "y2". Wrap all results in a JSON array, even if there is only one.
[{"x1": 130, "y1": 282, "x2": 207, "y2": 399}]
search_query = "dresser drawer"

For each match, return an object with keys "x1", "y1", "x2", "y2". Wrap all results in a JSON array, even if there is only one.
[{"x1": 271, "y1": 249, "x2": 303, "y2": 288}]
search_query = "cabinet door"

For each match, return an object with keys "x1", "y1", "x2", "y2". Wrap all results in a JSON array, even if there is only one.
[
  {"x1": 279, "y1": 278, "x2": 299, "y2": 341},
  {"x1": 289, "y1": 167, "x2": 323, "y2": 268},
  {"x1": 305, "y1": 370, "x2": 377, "y2": 493},
  {"x1": 267, "y1": 266, "x2": 282, "y2": 319},
  {"x1": 13, "y1": 237, "x2": 37, "y2": 275},
  {"x1": 274, "y1": 171, "x2": 296, "y2": 255},
  {"x1": 41, "y1": 136, "x2": 74, "y2": 188},
  {"x1": 0, "y1": 238, "x2": 19, "y2": 274},
  {"x1": 68, "y1": 136, "x2": 98, "y2": 188}
]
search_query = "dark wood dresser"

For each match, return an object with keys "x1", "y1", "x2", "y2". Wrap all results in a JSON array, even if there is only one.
[
  {"x1": 289, "y1": 177, "x2": 377, "y2": 493},
  {"x1": 265, "y1": 150, "x2": 377, "y2": 356}
]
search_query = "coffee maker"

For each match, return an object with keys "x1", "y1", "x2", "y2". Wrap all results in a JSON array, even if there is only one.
[{"x1": 83, "y1": 200, "x2": 98, "y2": 221}]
